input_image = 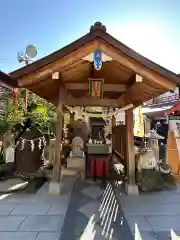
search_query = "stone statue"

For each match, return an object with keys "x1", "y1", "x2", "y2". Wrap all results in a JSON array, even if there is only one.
[
  {"x1": 3, "y1": 134, "x2": 15, "y2": 163},
  {"x1": 135, "y1": 145, "x2": 175, "y2": 192},
  {"x1": 136, "y1": 148, "x2": 158, "y2": 172}
]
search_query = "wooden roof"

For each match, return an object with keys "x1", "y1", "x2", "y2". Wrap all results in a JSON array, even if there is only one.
[
  {"x1": 1, "y1": 22, "x2": 180, "y2": 107},
  {"x1": 0, "y1": 71, "x2": 17, "y2": 89}
]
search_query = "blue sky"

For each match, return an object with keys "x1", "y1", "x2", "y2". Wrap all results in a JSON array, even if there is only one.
[{"x1": 0, "y1": 0, "x2": 180, "y2": 73}]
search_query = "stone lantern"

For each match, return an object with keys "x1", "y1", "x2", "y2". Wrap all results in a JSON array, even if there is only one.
[{"x1": 147, "y1": 130, "x2": 164, "y2": 161}]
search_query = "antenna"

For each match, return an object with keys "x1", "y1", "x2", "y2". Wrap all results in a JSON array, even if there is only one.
[
  {"x1": 17, "y1": 44, "x2": 37, "y2": 65},
  {"x1": 16, "y1": 45, "x2": 38, "y2": 111},
  {"x1": 17, "y1": 52, "x2": 24, "y2": 63}
]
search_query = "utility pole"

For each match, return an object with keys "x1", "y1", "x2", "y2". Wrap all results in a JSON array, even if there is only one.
[{"x1": 24, "y1": 59, "x2": 29, "y2": 110}]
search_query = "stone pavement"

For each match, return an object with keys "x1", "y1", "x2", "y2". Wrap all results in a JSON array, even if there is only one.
[
  {"x1": 0, "y1": 176, "x2": 75, "y2": 240},
  {"x1": 0, "y1": 177, "x2": 179, "y2": 239},
  {"x1": 118, "y1": 184, "x2": 180, "y2": 239},
  {"x1": 60, "y1": 180, "x2": 133, "y2": 239},
  {"x1": 0, "y1": 177, "x2": 133, "y2": 240}
]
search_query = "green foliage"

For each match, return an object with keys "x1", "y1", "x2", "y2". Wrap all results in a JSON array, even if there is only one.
[
  {"x1": 30, "y1": 103, "x2": 56, "y2": 132},
  {"x1": 0, "y1": 89, "x2": 56, "y2": 135},
  {"x1": 0, "y1": 96, "x2": 25, "y2": 135},
  {"x1": 27, "y1": 91, "x2": 56, "y2": 133}
]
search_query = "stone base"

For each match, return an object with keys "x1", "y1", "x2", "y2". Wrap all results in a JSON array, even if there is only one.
[
  {"x1": 49, "y1": 181, "x2": 62, "y2": 195},
  {"x1": 125, "y1": 183, "x2": 139, "y2": 195}
]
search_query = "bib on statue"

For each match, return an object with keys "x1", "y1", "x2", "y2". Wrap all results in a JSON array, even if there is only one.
[{"x1": 72, "y1": 137, "x2": 84, "y2": 157}]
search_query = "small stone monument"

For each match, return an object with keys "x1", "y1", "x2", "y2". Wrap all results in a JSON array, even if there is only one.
[
  {"x1": 3, "y1": 134, "x2": 15, "y2": 164},
  {"x1": 72, "y1": 136, "x2": 84, "y2": 157},
  {"x1": 0, "y1": 134, "x2": 16, "y2": 176}
]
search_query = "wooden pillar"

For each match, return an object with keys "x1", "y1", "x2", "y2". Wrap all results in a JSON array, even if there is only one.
[
  {"x1": 62, "y1": 114, "x2": 64, "y2": 140},
  {"x1": 125, "y1": 108, "x2": 139, "y2": 195},
  {"x1": 49, "y1": 95, "x2": 63, "y2": 194},
  {"x1": 53, "y1": 103, "x2": 63, "y2": 181},
  {"x1": 112, "y1": 115, "x2": 116, "y2": 128}
]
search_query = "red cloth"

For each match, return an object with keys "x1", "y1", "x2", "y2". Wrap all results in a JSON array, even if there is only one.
[{"x1": 90, "y1": 156, "x2": 109, "y2": 177}]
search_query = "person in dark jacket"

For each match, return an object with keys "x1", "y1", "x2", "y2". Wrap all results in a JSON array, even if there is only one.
[{"x1": 156, "y1": 119, "x2": 168, "y2": 161}]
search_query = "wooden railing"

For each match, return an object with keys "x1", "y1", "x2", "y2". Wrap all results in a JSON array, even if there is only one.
[
  {"x1": 112, "y1": 125, "x2": 127, "y2": 161},
  {"x1": 108, "y1": 125, "x2": 127, "y2": 185}
]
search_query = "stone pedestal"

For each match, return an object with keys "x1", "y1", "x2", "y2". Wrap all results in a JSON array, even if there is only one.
[
  {"x1": 49, "y1": 181, "x2": 62, "y2": 195},
  {"x1": 67, "y1": 157, "x2": 85, "y2": 180},
  {"x1": 125, "y1": 182, "x2": 139, "y2": 195}
]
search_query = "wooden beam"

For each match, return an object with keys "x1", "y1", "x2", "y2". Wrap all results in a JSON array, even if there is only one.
[
  {"x1": 99, "y1": 40, "x2": 177, "y2": 91},
  {"x1": 66, "y1": 97, "x2": 119, "y2": 107},
  {"x1": 17, "y1": 40, "x2": 99, "y2": 86},
  {"x1": 65, "y1": 82, "x2": 127, "y2": 92},
  {"x1": 118, "y1": 74, "x2": 143, "y2": 106},
  {"x1": 51, "y1": 88, "x2": 120, "y2": 107},
  {"x1": 18, "y1": 71, "x2": 62, "y2": 88},
  {"x1": 114, "y1": 104, "x2": 134, "y2": 117},
  {"x1": 64, "y1": 96, "x2": 120, "y2": 107},
  {"x1": 52, "y1": 72, "x2": 60, "y2": 80}
]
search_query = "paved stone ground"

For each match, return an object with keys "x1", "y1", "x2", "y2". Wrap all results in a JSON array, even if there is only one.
[
  {"x1": 0, "y1": 177, "x2": 180, "y2": 239},
  {"x1": 60, "y1": 179, "x2": 133, "y2": 240},
  {"x1": 118, "y1": 184, "x2": 180, "y2": 239},
  {"x1": 0, "y1": 177, "x2": 133, "y2": 240},
  {"x1": 0, "y1": 176, "x2": 75, "y2": 240}
]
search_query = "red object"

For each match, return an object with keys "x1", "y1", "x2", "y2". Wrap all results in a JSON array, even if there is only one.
[
  {"x1": 89, "y1": 156, "x2": 109, "y2": 177},
  {"x1": 13, "y1": 88, "x2": 18, "y2": 106},
  {"x1": 165, "y1": 102, "x2": 180, "y2": 115},
  {"x1": 24, "y1": 89, "x2": 29, "y2": 109}
]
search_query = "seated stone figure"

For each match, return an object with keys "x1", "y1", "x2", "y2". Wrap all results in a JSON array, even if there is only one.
[
  {"x1": 135, "y1": 146, "x2": 174, "y2": 191},
  {"x1": 136, "y1": 148, "x2": 158, "y2": 171}
]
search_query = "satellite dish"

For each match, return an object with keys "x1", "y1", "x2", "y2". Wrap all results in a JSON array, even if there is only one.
[{"x1": 26, "y1": 45, "x2": 37, "y2": 58}]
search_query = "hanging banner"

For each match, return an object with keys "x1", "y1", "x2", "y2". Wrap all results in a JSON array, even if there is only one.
[
  {"x1": 93, "y1": 50, "x2": 102, "y2": 71},
  {"x1": 89, "y1": 78, "x2": 104, "y2": 99},
  {"x1": 64, "y1": 113, "x2": 70, "y2": 124},
  {"x1": 133, "y1": 106, "x2": 144, "y2": 137}
]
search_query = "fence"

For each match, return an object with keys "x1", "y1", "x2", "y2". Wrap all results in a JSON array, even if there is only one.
[
  {"x1": 112, "y1": 125, "x2": 127, "y2": 161},
  {"x1": 111, "y1": 125, "x2": 127, "y2": 183}
]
